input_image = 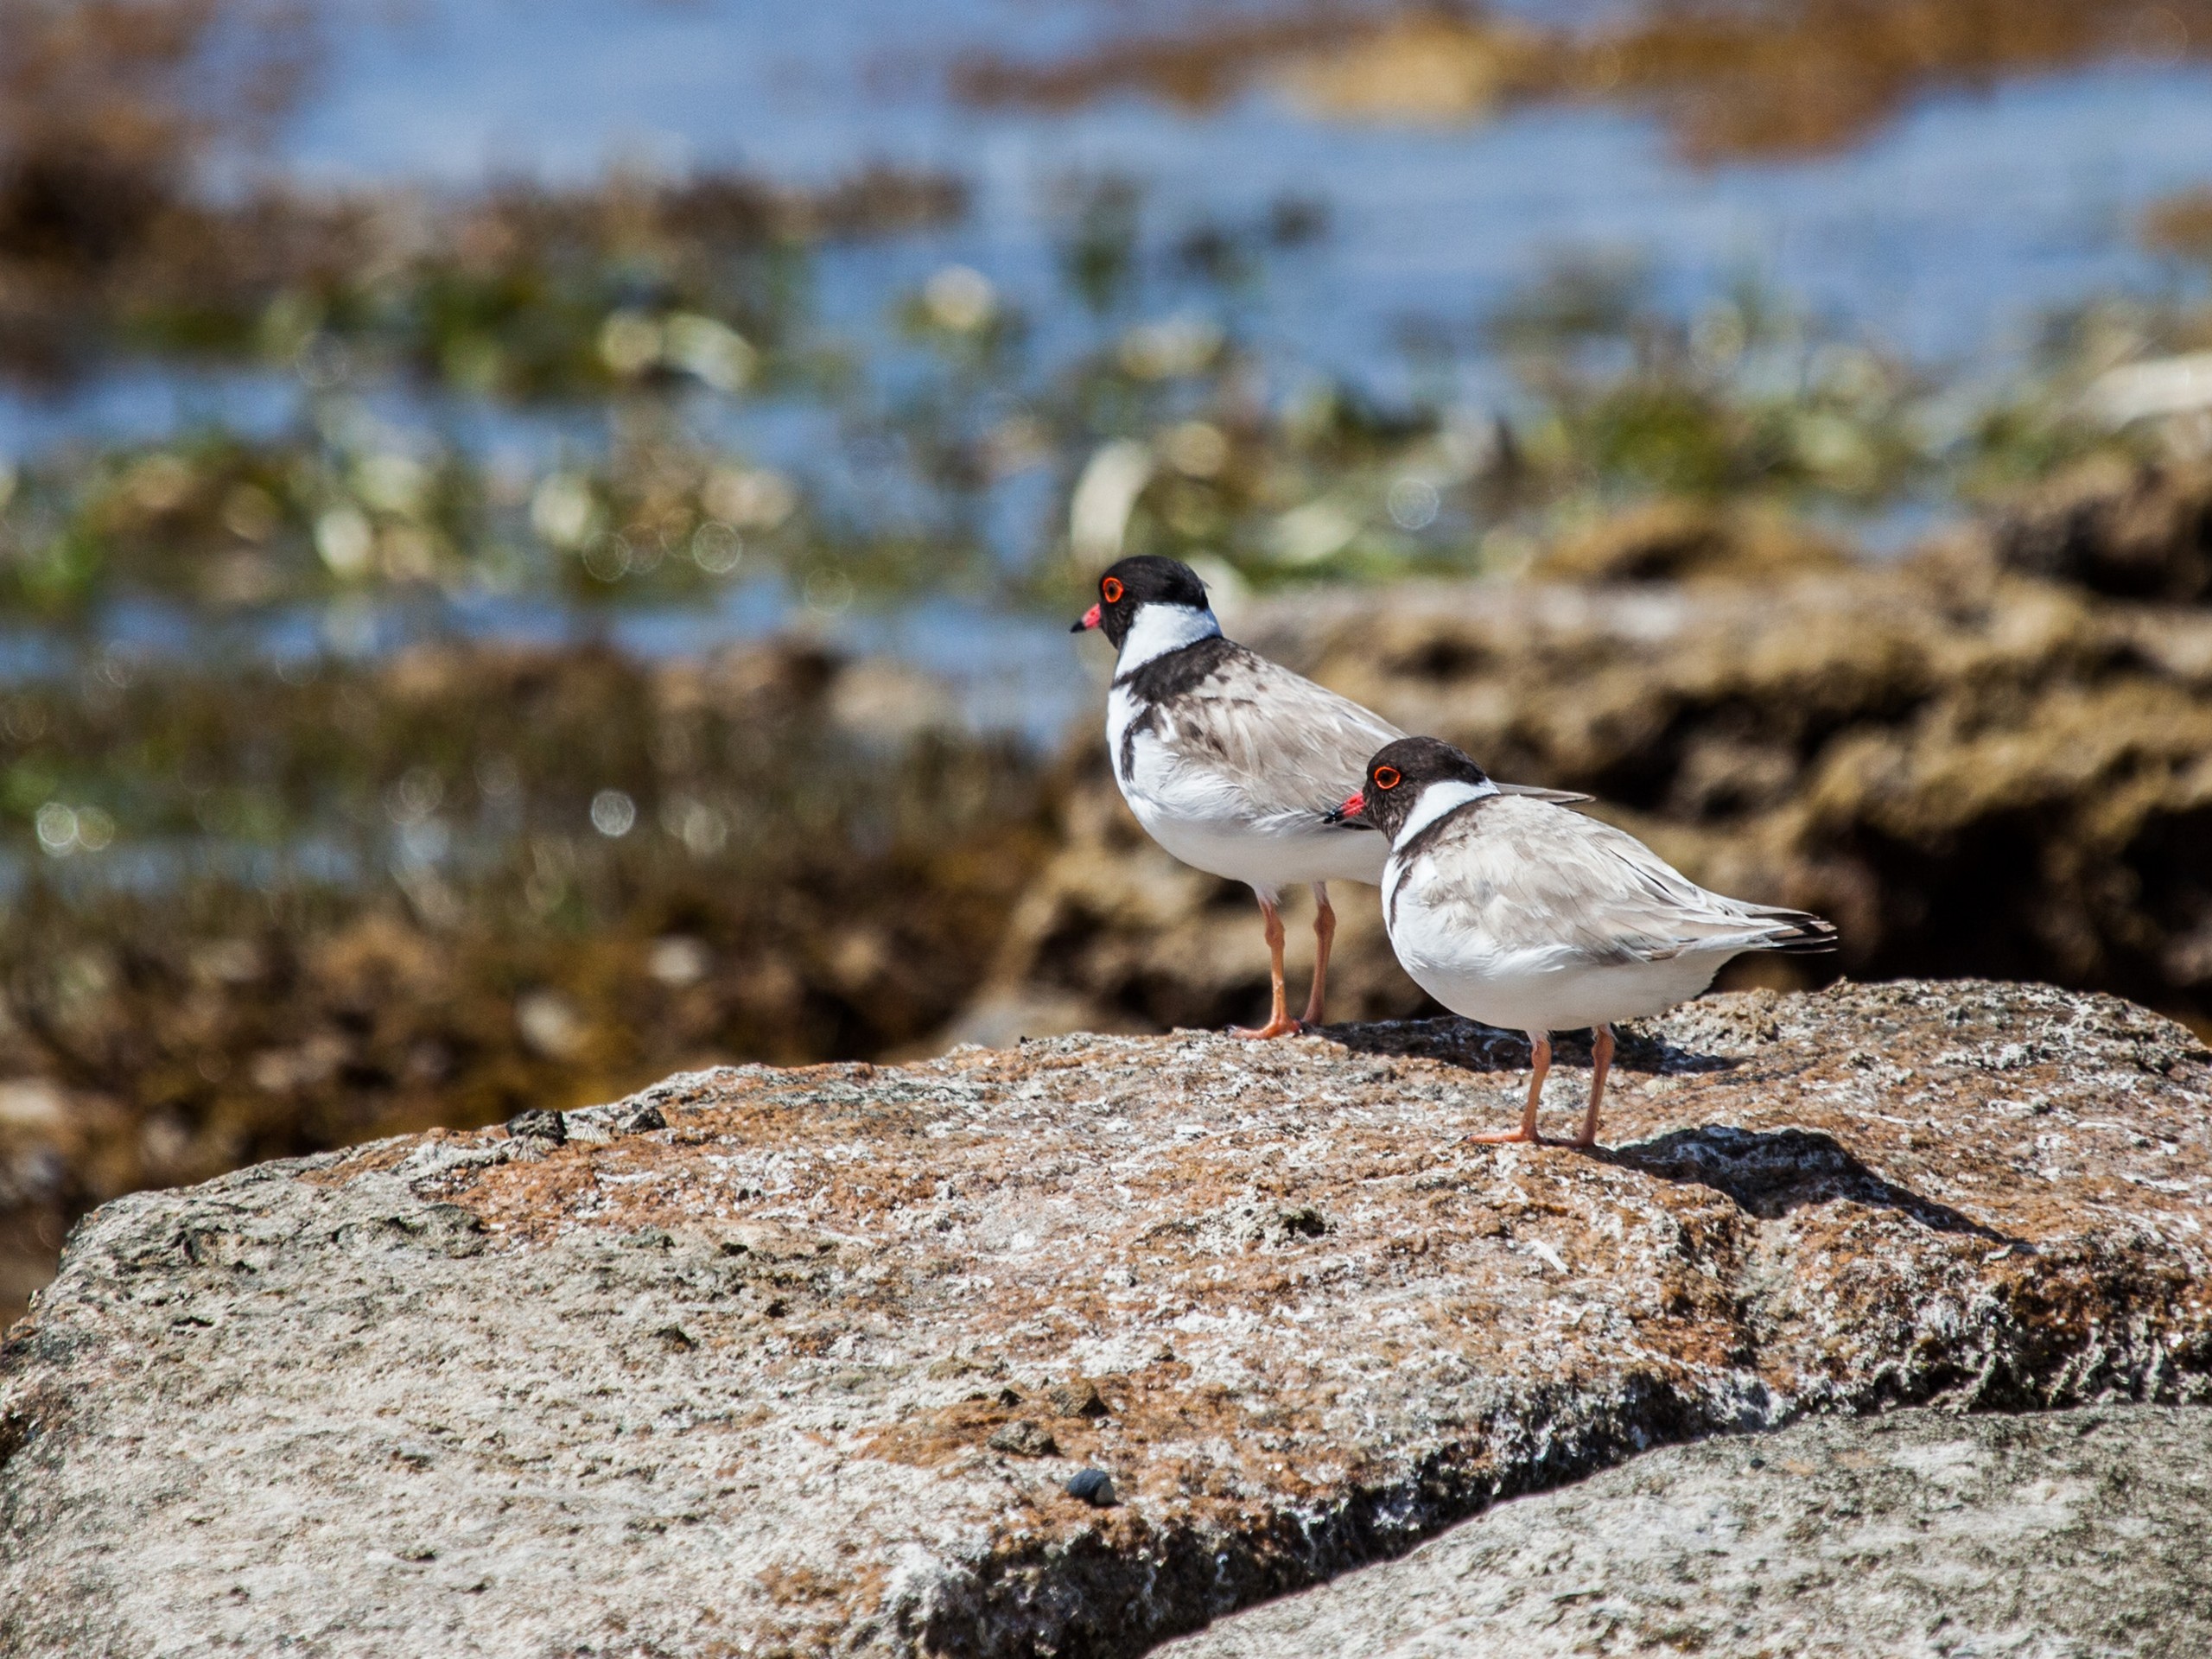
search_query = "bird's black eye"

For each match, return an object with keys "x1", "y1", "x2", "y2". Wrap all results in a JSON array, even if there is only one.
[
  {"x1": 1102, "y1": 576, "x2": 1124, "y2": 603},
  {"x1": 1374, "y1": 766, "x2": 1401, "y2": 791}
]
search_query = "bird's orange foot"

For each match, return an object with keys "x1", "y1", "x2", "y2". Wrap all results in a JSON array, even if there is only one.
[
  {"x1": 1466, "y1": 1127, "x2": 1541, "y2": 1145},
  {"x1": 1232, "y1": 1016, "x2": 1305, "y2": 1039}
]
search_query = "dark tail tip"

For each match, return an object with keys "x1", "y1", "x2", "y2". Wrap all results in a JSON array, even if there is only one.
[{"x1": 1764, "y1": 912, "x2": 1840, "y2": 955}]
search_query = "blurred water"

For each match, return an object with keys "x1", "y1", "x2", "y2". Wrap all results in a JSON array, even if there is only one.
[
  {"x1": 280, "y1": 1, "x2": 2212, "y2": 382},
  {"x1": 16, "y1": 0, "x2": 2212, "y2": 729}
]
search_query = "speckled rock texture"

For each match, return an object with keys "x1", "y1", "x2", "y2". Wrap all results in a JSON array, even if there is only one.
[
  {"x1": 2, "y1": 980, "x2": 2209, "y2": 1657},
  {"x1": 1161, "y1": 1402, "x2": 2212, "y2": 1659}
]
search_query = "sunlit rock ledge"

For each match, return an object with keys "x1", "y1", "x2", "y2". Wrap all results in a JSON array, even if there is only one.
[
  {"x1": 2, "y1": 981, "x2": 2209, "y2": 1657},
  {"x1": 1164, "y1": 1402, "x2": 2212, "y2": 1658}
]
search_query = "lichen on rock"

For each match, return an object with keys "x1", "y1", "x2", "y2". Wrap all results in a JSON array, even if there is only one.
[{"x1": 0, "y1": 981, "x2": 2207, "y2": 1656}]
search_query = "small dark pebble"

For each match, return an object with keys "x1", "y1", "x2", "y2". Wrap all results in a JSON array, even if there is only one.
[
  {"x1": 506, "y1": 1109, "x2": 567, "y2": 1145},
  {"x1": 996, "y1": 1386, "x2": 1021, "y2": 1408},
  {"x1": 1065, "y1": 1468, "x2": 1116, "y2": 1507},
  {"x1": 988, "y1": 1421, "x2": 1058, "y2": 1458},
  {"x1": 1048, "y1": 1381, "x2": 1108, "y2": 1420},
  {"x1": 653, "y1": 1325, "x2": 696, "y2": 1351},
  {"x1": 1747, "y1": 1456, "x2": 1764, "y2": 1469},
  {"x1": 618, "y1": 1103, "x2": 667, "y2": 1134},
  {"x1": 762, "y1": 1298, "x2": 789, "y2": 1319}
]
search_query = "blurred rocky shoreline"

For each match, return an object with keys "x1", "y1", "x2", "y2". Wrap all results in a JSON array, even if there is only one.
[
  {"x1": 3, "y1": 980, "x2": 2206, "y2": 1653},
  {"x1": 0, "y1": 639, "x2": 1051, "y2": 1323}
]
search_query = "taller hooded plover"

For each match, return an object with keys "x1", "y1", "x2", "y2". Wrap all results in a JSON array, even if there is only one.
[
  {"x1": 1335, "y1": 735, "x2": 1836, "y2": 1144},
  {"x1": 1072, "y1": 556, "x2": 1586, "y2": 1037}
]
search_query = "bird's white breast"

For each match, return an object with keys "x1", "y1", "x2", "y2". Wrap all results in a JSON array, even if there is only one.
[
  {"x1": 1105, "y1": 683, "x2": 1386, "y2": 891},
  {"x1": 1108, "y1": 685, "x2": 1243, "y2": 829}
]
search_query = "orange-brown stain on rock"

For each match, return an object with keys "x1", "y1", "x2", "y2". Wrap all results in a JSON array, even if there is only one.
[{"x1": 315, "y1": 982, "x2": 2212, "y2": 1652}]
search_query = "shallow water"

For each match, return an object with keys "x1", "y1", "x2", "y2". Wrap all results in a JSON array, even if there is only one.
[
  {"x1": 279, "y1": 2, "x2": 2212, "y2": 375},
  {"x1": 22, "y1": 3, "x2": 2212, "y2": 451},
  {"x1": 10, "y1": 0, "x2": 2212, "y2": 721}
]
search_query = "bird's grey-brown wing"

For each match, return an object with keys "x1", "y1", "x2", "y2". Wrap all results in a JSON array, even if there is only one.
[
  {"x1": 1405, "y1": 796, "x2": 1834, "y2": 963},
  {"x1": 1135, "y1": 646, "x2": 1402, "y2": 829}
]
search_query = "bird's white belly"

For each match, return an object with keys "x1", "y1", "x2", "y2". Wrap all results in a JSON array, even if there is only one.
[
  {"x1": 1402, "y1": 950, "x2": 1725, "y2": 1033},
  {"x1": 1129, "y1": 796, "x2": 1385, "y2": 889},
  {"x1": 1389, "y1": 887, "x2": 1727, "y2": 1032}
]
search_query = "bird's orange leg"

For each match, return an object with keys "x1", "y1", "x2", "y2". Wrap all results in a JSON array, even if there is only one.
[
  {"x1": 1571, "y1": 1024, "x2": 1614, "y2": 1149},
  {"x1": 1470, "y1": 1031, "x2": 1548, "y2": 1143},
  {"x1": 1300, "y1": 881, "x2": 1336, "y2": 1027},
  {"x1": 1234, "y1": 893, "x2": 1301, "y2": 1039}
]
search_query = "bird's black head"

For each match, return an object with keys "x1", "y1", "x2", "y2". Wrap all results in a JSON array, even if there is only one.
[
  {"x1": 1332, "y1": 736, "x2": 1492, "y2": 842},
  {"x1": 1070, "y1": 556, "x2": 1212, "y2": 652}
]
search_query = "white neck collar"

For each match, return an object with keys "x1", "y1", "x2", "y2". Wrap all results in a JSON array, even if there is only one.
[
  {"x1": 1115, "y1": 602, "x2": 1223, "y2": 674},
  {"x1": 1393, "y1": 779, "x2": 1497, "y2": 848}
]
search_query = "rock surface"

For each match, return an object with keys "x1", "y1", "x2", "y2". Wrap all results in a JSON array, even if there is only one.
[
  {"x1": 1161, "y1": 1402, "x2": 2212, "y2": 1658},
  {"x1": 976, "y1": 561, "x2": 2212, "y2": 1039},
  {"x1": 3, "y1": 980, "x2": 2209, "y2": 1656}
]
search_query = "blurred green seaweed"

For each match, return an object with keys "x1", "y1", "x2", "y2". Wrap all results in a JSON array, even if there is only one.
[{"x1": 0, "y1": 639, "x2": 1049, "y2": 1310}]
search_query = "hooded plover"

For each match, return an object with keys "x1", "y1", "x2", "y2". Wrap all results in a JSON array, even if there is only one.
[
  {"x1": 1335, "y1": 735, "x2": 1836, "y2": 1144},
  {"x1": 1072, "y1": 556, "x2": 1585, "y2": 1037}
]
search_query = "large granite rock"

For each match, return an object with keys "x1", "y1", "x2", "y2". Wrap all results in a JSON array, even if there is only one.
[
  {"x1": 2, "y1": 981, "x2": 2209, "y2": 1656},
  {"x1": 969, "y1": 561, "x2": 2212, "y2": 1040},
  {"x1": 1163, "y1": 1402, "x2": 2212, "y2": 1658}
]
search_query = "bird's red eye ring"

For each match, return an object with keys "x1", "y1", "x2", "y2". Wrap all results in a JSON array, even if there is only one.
[
  {"x1": 1374, "y1": 766, "x2": 1402, "y2": 791},
  {"x1": 1101, "y1": 576, "x2": 1124, "y2": 603}
]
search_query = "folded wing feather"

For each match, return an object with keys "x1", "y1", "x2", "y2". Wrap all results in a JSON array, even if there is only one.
[
  {"x1": 1141, "y1": 648, "x2": 1403, "y2": 829},
  {"x1": 1413, "y1": 797, "x2": 1829, "y2": 966},
  {"x1": 1138, "y1": 647, "x2": 1592, "y2": 823}
]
